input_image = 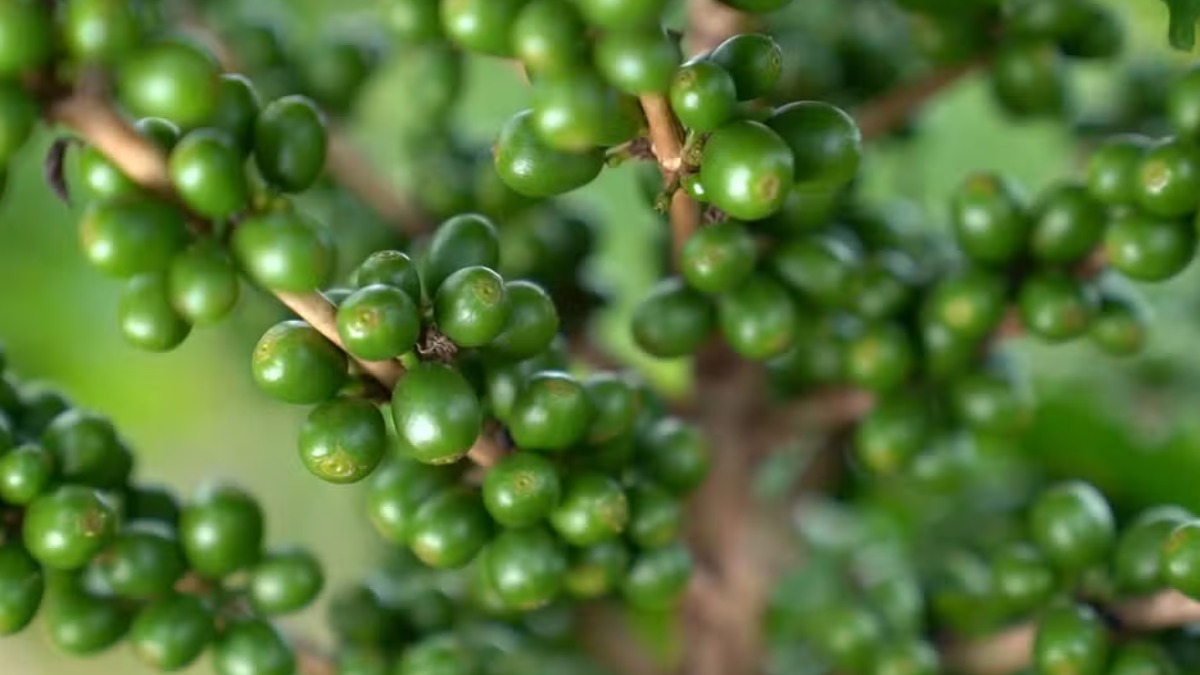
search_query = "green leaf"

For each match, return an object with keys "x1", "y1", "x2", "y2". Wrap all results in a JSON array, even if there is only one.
[{"x1": 1164, "y1": 0, "x2": 1200, "y2": 50}]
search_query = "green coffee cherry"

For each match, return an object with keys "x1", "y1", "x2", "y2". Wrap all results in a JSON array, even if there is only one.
[
  {"x1": 700, "y1": 120, "x2": 795, "y2": 221},
  {"x1": 169, "y1": 128, "x2": 249, "y2": 219},
  {"x1": 129, "y1": 593, "x2": 215, "y2": 671},
  {"x1": 88, "y1": 522, "x2": 186, "y2": 600},
  {"x1": 254, "y1": 95, "x2": 328, "y2": 193},
  {"x1": 80, "y1": 198, "x2": 189, "y2": 279},
  {"x1": 118, "y1": 39, "x2": 220, "y2": 128},
  {"x1": 1033, "y1": 603, "x2": 1109, "y2": 675},
  {"x1": 0, "y1": 543, "x2": 43, "y2": 635},
  {"x1": 408, "y1": 488, "x2": 492, "y2": 569},
  {"x1": 494, "y1": 110, "x2": 605, "y2": 198},
  {"x1": 1029, "y1": 481, "x2": 1115, "y2": 574},
  {"x1": 710, "y1": 33, "x2": 783, "y2": 101},
  {"x1": 366, "y1": 459, "x2": 458, "y2": 544},
  {"x1": 482, "y1": 451, "x2": 561, "y2": 528},
  {"x1": 298, "y1": 398, "x2": 386, "y2": 484},
  {"x1": 336, "y1": 285, "x2": 421, "y2": 361},
  {"x1": 550, "y1": 473, "x2": 628, "y2": 546},
  {"x1": 632, "y1": 277, "x2": 715, "y2": 358},
  {"x1": 0, "y1": 0, "x2": 54, "y2": 75},
  {"x1": 434, "y1": 266, "x2": 511, "y2": 348},
  {"x1": 765, "y1": 101, "x2": 862, "y2": 189},
  {"x1": 681, "y1": 222, "x2": 757, "y2": 294},
  {"x1": 251, "y1": 321, "x2": 347, "y2": 405},
  {"x1": 168, "y1": 241, "x2": 240, "y2": 326},
  {"x1": 950, "y1": 172, "x2": 1030, "y2": 265},
  {"x1": 248, "y1": 546, "x2": 324, "y2": 615},
  {"x1": 512, "y1": 0, "x2": 587, "y2": 75},
  {"x1": 232, "y1": 212, "x2": 335, "y2": 293},
  {"x1": 179, "y1": 481, "x2": 264, "y2": 579},
  {"x1": 622, "y1": 542, "x2": 693, "y2": 610},
  {"x1": 485, "y1": 526, "x2": 567, "y2": 610},
  {"x1": 718, "y1": 274, "x2": 799, "y2": 360},
  {"x1": 391, "y1": 363, "x2": 482, "y2": 465},
  {"x1": 669, "y1": 61, "x2": 738, "y2": 132},
  {"x1": 23, "y1": 485, "x2": 118, "y2": 570},
  {"x1": 212, "y1": 619, "x2": 295, "y2": 675}
]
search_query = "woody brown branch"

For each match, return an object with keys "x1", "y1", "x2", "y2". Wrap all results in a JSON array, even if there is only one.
[
  {"x1": 856, "y1": 59, "x2": 986, "y2": 141},
  {"x1": 685, "y1": 0, "x2": 748, "y2": 55},
  {"x1": 324, "y1": 132, "x2": 435, "y2": 235},
  {"x1": 945, "y1": 590, "x2": 1200, "y2": 675},
  {"x1": 674, "y1": 5, "x2": 764, "y2": 675}
]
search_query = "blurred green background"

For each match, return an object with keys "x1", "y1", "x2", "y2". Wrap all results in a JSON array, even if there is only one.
[{"x1": 3, "y1": 0, "x2": 1200, "y2": 673}]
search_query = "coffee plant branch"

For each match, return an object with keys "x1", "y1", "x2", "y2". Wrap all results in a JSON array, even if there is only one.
[
  {"x1": 856, "y1": 58, "x2": 988, "y2": 141},
  {"x1": 46, "y1": 90, "x2": 506, "y2": 468},
  {"x1": 687, "y1": 0, "x2": 748, "y2": 55},
  {"x1": 639, "y1": 92, "x2": 702, "y2": 264},
  {"x1": 293, "y1": 639, "x2": 337, "y2": 675},
  {"x1": 946, "y1": 589, "x2": 1200, "y2": 675}
]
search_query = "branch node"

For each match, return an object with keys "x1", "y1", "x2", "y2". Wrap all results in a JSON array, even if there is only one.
[{"x1": 416, "y1": 326, "x2": 459, "y2": 364}]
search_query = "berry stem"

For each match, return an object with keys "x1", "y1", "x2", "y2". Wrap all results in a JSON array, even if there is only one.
[
  {"x1": 638, "y1": 93, "x2": 700, "y2": 265},
  {"x1": 856, "y1": 59, "x2": 987, "y2": 141},
  {"x1": 325, "y1": 130, "x2": 436, "y2": 235},
  {"x1": 944, "y1": 589, "x2": 1200, "y2": 675}
]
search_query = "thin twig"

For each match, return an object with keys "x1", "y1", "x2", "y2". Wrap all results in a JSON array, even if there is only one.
[
  {"x1": 1117, "y1": 588, "x2": 1200, "y2": 626},
  {"x1": 856, "y1": 60, "x2": 986, "y2": 141},
  {"x1": 944, "y1": 590, "x2": 1200, "y2": 675},
  {"x1": 295, "y1": 640, "x2": 336, "y2": 675},
  {"x1": 324, "y1": 133, "x2": 434, "y2": 235}
]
